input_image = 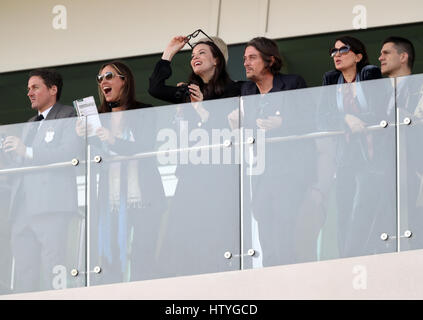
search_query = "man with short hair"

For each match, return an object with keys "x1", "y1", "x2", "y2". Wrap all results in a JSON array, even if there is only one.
[
  {"x1": 5, "y1": 69, "x2": 76, "y2": 156},
  {"x1": 3, "y1": 68, "x2": 79, "y2": 293},
  {"x1": 379, "y1": 36, "x2": 414, "y2": 78},
  {"x1": 379, "y1": 36, "x2": 417, "y2": 118}
]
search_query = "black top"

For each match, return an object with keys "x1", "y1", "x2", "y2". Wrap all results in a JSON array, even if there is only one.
[
  {"x1": 322, "y1": 65, "x2": 382, "y2": 85},
  {"x1": 318, "y1": 64, "x2": 385, "y2": 169},
  {"x1": 148, "y1": 59, "x2": 242, "y2": 104},
  {"x1": 241, "y1": 73, "x2": 307, "y2": 96}
]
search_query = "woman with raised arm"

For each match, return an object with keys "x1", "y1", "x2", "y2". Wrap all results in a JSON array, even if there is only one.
[
  {"x1": 149, "y1": 31, "x2": 242, "y2": 277},
  {"x1": 148, "y1": 30, "x2": 241, "y2": 104}
]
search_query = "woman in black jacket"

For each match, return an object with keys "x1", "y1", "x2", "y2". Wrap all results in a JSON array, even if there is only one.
[
  {"x1": 318, "y1": 36, "x2": 391, "y2": 259},
  {"x1": 323, "y1": 36, "x2": 381, "y2": 85},
  {"x1": 149, "y1": 34, "x2": 241, "y2": 277},
  {"x1": 149, "y1": 32, "x2": 241, "y2": 105},
  {"x1": 320, "y1": 36, "x2": 383, "y2": 155}
]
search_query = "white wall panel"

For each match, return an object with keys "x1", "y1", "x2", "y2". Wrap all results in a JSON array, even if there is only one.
[
  {"x1": 218, "y1": 0, "x2": 269, "y2": 43},
  {"x1": 0, "y1": 0, "x2": 220, "y2": 72},
  {"x1": 266, "y1": 0, "x2": 423, "y2": 39},
  {"x1": 3, "y1": 249, "x2": 423, "y2": 299},
  {"x1": 1, "y1": 0, "x2": 422, "y2": 72}
]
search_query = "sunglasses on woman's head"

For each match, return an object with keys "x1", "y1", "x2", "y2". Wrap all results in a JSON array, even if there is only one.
[
  {"x1": 96, "y1": 71, "x2": 125, "y2": 84},
  {"x1": 329, "y1": 45, "x2": 351, "y2": 57},
  {"x1": 186, "y1": 29, "x2": 214, "y2": 48}
]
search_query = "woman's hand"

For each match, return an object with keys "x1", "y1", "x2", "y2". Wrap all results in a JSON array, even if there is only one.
[
  {"x1": 162, "y1": 36, "x2": 188, "y2": 61},
  {"x1": 96, "y1": 127, "x2": 115, "y2": 145},
  {"x1": 227, "y1": 109, "x2": 240, "y2": 130},
  {"x1": 75, "y1": 118, "x2": 92, "y2": 137},
  {"x1": 189, "y1": 84, "x2": 208, "y2": 122},
  {"x1": 188, "y1": 84, "x2": 203, "y2": 102},
  {"x1": 344, "y1": 114, "x2": 366, "y2": 133}
]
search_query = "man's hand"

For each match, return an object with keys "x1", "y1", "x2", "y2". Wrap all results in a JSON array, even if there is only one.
[
  {"x1": 227, "y1": 109, "x2": 240, "y2": 130},
  {"x1": 256, "y1": 115, "x2": 282, "y2": 130},
  {"x1": 96, "y1": 127, "x2": 115, "y2": 145},
  {"x1": 3, "y1": 136, "x2": 27, "y2": 157}
]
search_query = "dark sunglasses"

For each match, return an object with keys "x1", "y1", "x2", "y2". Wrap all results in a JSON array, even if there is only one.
[
  {"x1": 186, "y1": 29, "x2": 214, "y2": 49},
  {"x1": 329, "y1": 45, "x2": 351, "y2": 57},
  {"x1": 96, "y1": 71, "x2": 125, "y2": 83}
]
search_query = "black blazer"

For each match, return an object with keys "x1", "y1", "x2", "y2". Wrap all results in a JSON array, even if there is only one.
[
  {"x1": 319, "y1": 64, "x2": 383, "y2": 129},
  {"x1": 318, "y1": 65, "x2": 385, "y2": 169},
  {"x1": 241, "y1": 73, "x2": 307, "y2": 96},
  {"x1": 322, "y1": 65, "x2": 382, "y2": 86},
  {"x1": 148, "y1": 59, "x2": 241, "y2": 104},
  {"x1": 240, "y1": 72, "x2": 317, "y2": 180}
]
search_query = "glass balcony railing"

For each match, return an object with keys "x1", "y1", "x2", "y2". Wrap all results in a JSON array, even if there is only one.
[
  {"x1": 0, "y1": 117, "x2": 86, "y2": 293},
  {"x1": 1, "y1": 74, "x2": 423, "y2": 295},
  {"x1": 397, "y1": 74, "x2": 423, "y2": 251}
]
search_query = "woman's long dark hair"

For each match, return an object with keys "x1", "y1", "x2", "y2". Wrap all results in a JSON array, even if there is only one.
[
  {"x1": 97, "y1": 61, "x2": 143, "y2": 113},
  {"x1": 334, "y1": 36, "x2": 370, "y2": 72},
  {"x1": 187, "y1": 41, "x2": 231, "y2": 101}
]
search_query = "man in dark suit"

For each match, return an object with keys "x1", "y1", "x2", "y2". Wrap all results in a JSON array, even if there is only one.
[
  {"x1": 3, "y1": 68, "x2": 79, "y2": 293},
  {"x1": 227, "y1": 37, "x2": 322, "y2": 267}
]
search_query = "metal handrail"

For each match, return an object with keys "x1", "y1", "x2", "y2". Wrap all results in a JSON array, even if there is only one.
[{"x1": 0, "y1": 121, "x2": 396, "y2": 174}]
